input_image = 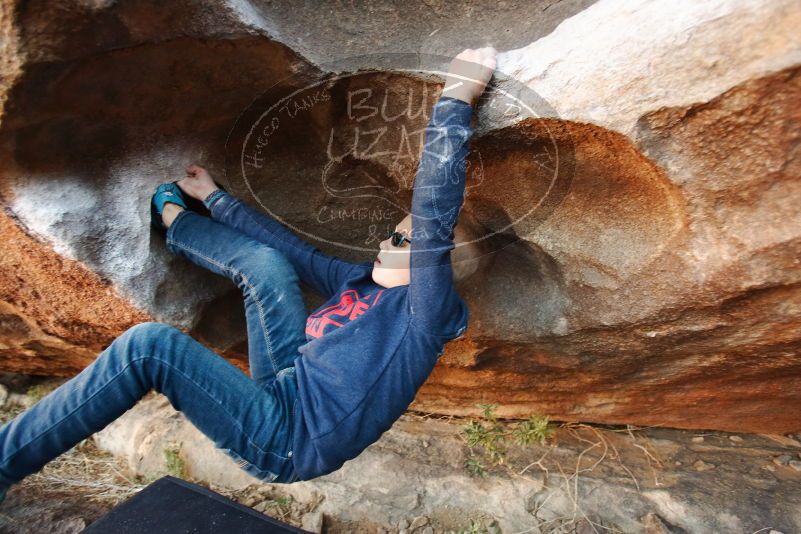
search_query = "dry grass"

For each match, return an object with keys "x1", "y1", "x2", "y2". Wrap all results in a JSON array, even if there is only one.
[
  {"x1": 0, "y1": 402, "x2": 147, "y2": 507},
  {"x1": 19, "y1": 439, "x2": 146, "y2": 504}
]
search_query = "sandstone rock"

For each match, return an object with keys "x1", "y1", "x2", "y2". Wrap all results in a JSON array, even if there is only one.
[
  {"x1": 0, "y1": 0, "x2": 799, "y2": 435},
  {"x1": 6, "y1": 391, "x2": 34, "y2": 409},
  {"x1": 692, "y1": 460, "x2": 715, "y2": 472},
  {"x1": 418, "y1": 0, "x2": 801, "y2": 434},
  {"x1": 301, "y1": 511, "x2": 324, "y2": 534},
  {"x1": 643, "y1": 512, "x2": 685, "y2": 534},
  {"x1": 773, "y1": 454, "x2": 793, "y2": 466},
  {"x1": 409, "y1": 515, "x2": 429, "y2": 530},
  {"x1": 93, "y1": 396, "x2": 801, "y2": 533}
]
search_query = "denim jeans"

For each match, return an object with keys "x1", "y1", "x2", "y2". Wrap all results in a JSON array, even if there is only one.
[{"x1": 0, "y1": 191, "x2": 311, "y2": 490}]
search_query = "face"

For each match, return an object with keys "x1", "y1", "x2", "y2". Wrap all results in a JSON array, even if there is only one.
[{"x1": 371, "y1": 214, "x2": 413, "y2": 288}]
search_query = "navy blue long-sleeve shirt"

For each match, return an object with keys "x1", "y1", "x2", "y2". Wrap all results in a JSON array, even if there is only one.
[{"x1": 227, "y1": 96, "x2": 474, "y2": 480}]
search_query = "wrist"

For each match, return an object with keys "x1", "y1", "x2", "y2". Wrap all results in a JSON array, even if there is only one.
[
  {"x1": 441, "y1": 79, "x2": 477, "y2": 106},
  {"x1": 202, "y1": 188, "x2": 226, "y2": 211},
  {"x1": 441, "y1": 90, "x2": 473, "y2": 106},
  {"x1": 441, "y1": 88, "x2": 475, "y2": 105}
]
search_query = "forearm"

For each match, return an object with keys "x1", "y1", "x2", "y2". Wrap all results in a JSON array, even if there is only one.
[
  {"x1": 408, "y1": 95, "x2": 474, "y2": 335},
  {"x1": 411, "y1": 95, "x2": 474, "y2": 261}
]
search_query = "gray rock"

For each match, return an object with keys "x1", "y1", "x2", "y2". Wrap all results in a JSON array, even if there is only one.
[
  {"x1": 693, "y1": 460, "x2": 715, "y2": 472},
  {"x1": 91, "y1": 388, "x2": 801, "y2": 534},
  {"x1": 6, "y1": 392, "x2": 35, "y2": 409},
  {"x1": 773, "y1": 454, "x2": 793, "y2": 466},
  {"x1": 301, "y1": 511, "x2": 324, "y2": 534},
  {"x1": 788, "y1": 460, "x2": 801, "y2": 472},
  {"x1": 409, "y1": 515, "x2": 429, "y2": 530},
  {"x1": 643, "y1": 512, "x2": 685, "y2": 534}
]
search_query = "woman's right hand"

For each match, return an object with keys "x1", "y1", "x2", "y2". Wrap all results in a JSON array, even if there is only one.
[
  {"x1": 177, "y1": 164, "x2": 219, "y2": 201},
  {"x1": 441, "y1": 47, "x2": 498, "y2": 106}
]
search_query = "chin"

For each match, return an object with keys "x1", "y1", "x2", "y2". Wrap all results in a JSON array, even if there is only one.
[
  {"x1": 371, "y1": 266, "x2": 410, "y2": 288},
  {"x1": 371, "y1": 267, "x2": 388, "y2": 286}
]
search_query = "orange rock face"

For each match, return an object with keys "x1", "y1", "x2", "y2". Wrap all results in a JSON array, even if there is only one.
[
  {"x1": 0, "y1": 208, "x2": 152, "y2": 374},
  {"x1": 0, "y1": 0, "x2": 799, "y2": 434}
]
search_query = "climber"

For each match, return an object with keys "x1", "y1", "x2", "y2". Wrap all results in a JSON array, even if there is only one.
[{"x1": 0, "y1": 46, "x2": 496, "y2": 498}]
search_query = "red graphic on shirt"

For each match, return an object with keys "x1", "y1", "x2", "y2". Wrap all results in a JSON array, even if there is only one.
[{"x1": 305, "y1": 288, "x2": 385, "y2": 338}]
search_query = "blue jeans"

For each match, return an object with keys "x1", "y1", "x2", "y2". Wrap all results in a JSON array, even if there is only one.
[{"x1": 0, "y1": 191, "x2": 310, "y2": 489}]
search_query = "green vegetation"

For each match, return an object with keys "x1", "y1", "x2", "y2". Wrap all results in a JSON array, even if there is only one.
[
  {"x1": 270, "y1": 495, "x2": 294, "y2": 508},
  {"x1": 462, "y1": 403, "x2": 553, "y2": 477},
  {"x1": 265, "y1": 494, "x2": 295, "y2": 521},
  {"x1": 164, "y1": 443, "x2": 186, "y2": 478}
]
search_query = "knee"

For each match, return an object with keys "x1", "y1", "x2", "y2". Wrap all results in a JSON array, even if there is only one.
[
  {"x1": 118, "y1": 322, "x2": 182, "y2": 355},
  {"x1": 237, "y1": 246, "x2": 298, "y2": 290},
  {"x1": 125, "y1": 321, "x2": 178, "y2": 338}
]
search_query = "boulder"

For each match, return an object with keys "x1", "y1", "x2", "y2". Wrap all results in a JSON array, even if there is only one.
[
  {"x1": 90, "y1": 393, "x2": 801, "y2": 533},
  {"x1": 0, "y1": 0, "x2": 799, "y2": 433}
]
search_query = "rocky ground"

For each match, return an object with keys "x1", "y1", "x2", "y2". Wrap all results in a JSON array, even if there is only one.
[
  {"x1": 0, "y1": 375, "x2": 547, "y2": 534},
  {"x1": 1, "y1": 374, "x2": 800, "y2": 534},
  {"x1": 0, "y1": 375, "x2": 328, "y2": 534}
]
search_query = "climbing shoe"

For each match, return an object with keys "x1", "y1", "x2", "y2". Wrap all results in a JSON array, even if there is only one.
[{"x1": 150, "y1": 181, "x2": 189, "y2": 231}]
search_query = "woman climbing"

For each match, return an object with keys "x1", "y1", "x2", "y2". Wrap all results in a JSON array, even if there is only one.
[{"x1": 0, "y1": 46, "x2": 497, "y2": 499}]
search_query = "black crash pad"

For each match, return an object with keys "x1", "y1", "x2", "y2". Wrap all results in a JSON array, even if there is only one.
[{"x1": 81, "y1": 475, "x2": 311, "y2": 533}]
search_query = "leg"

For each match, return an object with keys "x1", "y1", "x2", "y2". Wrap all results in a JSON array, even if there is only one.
[
  {"x1": 165, "y1": 210, "x2": 308, "y2": 386},
  {"x1": 0, "y1": 322, "x2": 299, "y2": 491}
]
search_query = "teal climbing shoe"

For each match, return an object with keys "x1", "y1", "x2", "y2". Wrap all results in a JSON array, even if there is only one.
[{"x1": 150, "y1": 181, "x2": 189, "y2": 231}]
